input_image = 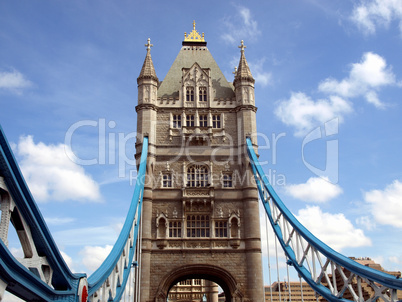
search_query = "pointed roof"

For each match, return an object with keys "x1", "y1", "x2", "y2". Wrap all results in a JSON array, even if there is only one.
[
  {"x1": 234, "y1": 40, "x2": 254, "y2": 85},
  {"x1": 138, "y1": 38, "x2": 158, "y2": 83},
  {"x1": 157, "y1": 23, "x2": 234, "y2": 100}
]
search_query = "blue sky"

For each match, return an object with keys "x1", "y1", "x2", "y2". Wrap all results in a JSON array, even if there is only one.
[{"x1": 1, "y1": 0, "x2": 402, "y2": 290}]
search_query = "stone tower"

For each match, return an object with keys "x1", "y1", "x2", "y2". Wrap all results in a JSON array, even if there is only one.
[{"x1": 135, "y1": 22, "x2": 263, "y2": 302}]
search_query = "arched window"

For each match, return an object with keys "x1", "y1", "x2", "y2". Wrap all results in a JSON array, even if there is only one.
[
  {"x1": 186, "y1": 215, "x2": 210, "y2": 237},
  {"x1": 199, "y1": 87, "x2": 207, "y2": 102},
  {"x1": 186, "y1": 165, "x2": 209, "y2": 187},
  {"x1": 186, "y1": 87, "x2": 194, "y2": 101}
]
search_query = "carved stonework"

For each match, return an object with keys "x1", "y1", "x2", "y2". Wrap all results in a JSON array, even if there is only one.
[
  {"x1": 214, "y1": 241, "x2": 228, "y2": 248},
  {"x1": 137, "y1": 23, "x2": 262, "y2": 301},
  {"x1": 186, "y1": 241, "x2": 211, "y2": 249},
  {"x1": 168, "y1": 241, "x2": 182, "y2": 248}
]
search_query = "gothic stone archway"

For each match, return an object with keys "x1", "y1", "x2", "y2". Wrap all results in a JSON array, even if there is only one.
[{"x1": 154, "y1": 264, "x2": 244, "y2": 302}]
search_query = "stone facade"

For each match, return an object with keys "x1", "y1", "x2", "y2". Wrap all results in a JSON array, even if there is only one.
[{"x1": 135, "y1": 24, "x2": 263, "y2": 302}]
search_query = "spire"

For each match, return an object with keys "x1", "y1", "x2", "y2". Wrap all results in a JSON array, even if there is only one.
[
  {"x1": 234, "y1": 40, "x2": 254, "y2": 85},
  {"x1": 138, "y1": 38, "x2": 158, "y2": 83}
]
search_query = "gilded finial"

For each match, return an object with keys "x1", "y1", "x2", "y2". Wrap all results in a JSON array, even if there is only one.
[
  {"x1": 145, "y1": 38, "x2": 153, "y2": 51},
  {"x1": 184, "y1": 20, "x2": 205, "y2": 42}
]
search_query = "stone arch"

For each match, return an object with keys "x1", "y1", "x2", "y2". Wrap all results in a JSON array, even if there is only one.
[{"x1": 155, "y1": 264, "x2": 243, "y2": 302}]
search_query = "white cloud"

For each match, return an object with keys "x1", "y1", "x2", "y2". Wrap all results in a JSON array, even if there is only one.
[
  {"x1": 54, "y1": 225, "x2": 121, "y2": 246},
  {"x1": 274, "y1": 92, "x2": 352, "y2": 136},
  {"x1": 296, "y1": 206, "x2": 372, "y2": 251},
  {"x1": 15, "y1": 135, "x2": 101, "y2": 202},
  {"x1": 363, "y1": 180, "x2": 402, "y2": 228},
  {"x1": 285, "y1": 177, "x2": 343, "y2": 203},
  {"x1": 355, "y1": 215, "x2": 376, "y2": 231},
  {"x1": 222, "y1": 5, "x2": 261, "y2": 44},
  {"x1": 0, "y1": 69, "x2": 32, "y2": 93},
  {"x1": 350, "y1": 0, "x2": 402, "y2": 36},
  {"x1": 10, "y1": 247, "x2": 23, "y2": 258},
  {"x1": 275, "y1": 52, "x2": 398, "y2": 136},
  {"x1": 60, "y1": 250, "x2": 73, "y2": 268},
  {"x1": 248, "y1": 59, "x2": 272, "y2": 87},
  {"x1": 45, "y1": 216, "x2": 75, "y2": 225},
  {"x1": 389, "y1": 256, "x2": 400, "y2": 264},
  {"x1": 80, "y1": 245, "x2": 113, "y2": 272},
  {"x1": 319, "y1": 52, "x2": 396, "y2": 108}
]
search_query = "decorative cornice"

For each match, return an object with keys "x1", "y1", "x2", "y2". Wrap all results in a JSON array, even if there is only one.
[
  {"x1": 235, "y1": 105, "x2": 258, "y2": 113},
  {"x1": 135, "y1": 103, "x2": 158, "y2": 112}
]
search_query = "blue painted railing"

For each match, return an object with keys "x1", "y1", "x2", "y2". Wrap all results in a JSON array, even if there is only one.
[
  {"x1": 0, "y1": 124, "x2": 148, "y2": 301},
  {"x1": 0, "y1": 124, "x2": 86, "y2": 301},
  {"x1": 246, "y1": 137, "x2": 402, "y2": 302},
  {"x1": 87, "y1": 136, "x2": 148, "y2": 301}
]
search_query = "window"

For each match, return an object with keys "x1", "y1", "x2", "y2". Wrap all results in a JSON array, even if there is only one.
[
  {"x1": 173, "y1": 114, "x2": 181, "y2": 128},
  {"x1": 199, "y1": 114, "x2": 207, "y2": 127},
  {"x1": 222, "y1": 174, "x2": 233, "y2": 188},
  {"x1": 194, "y1": 279, "x2": 202, "y2": 286},
  {"x1": 162, "y1": 174, "x2": 172, "y2": 188},
  {"x1": 187, "y1": 215, "x2": 210, "y2": 237},
  {"x1": 187, "y1": 165, "x2": 208, "y2": 187},
  {"x1": 199, "y1": 87, "x2": 207, "y2": 102},
  {"x1": 186, "y1": 87, "x2": 194, "y2": 102},
  {"x1": 212, "y1": 115, "x2": 221, "y2": 128},
  {"x1": 169, "y1": 221, "x2": 182, "y2": 237},
  {"x1": 215, "y1": 221, "x2": 228, "y2": 237},
  {"x1": 186, "y1": 114, "x2": 195, "y2": 127}
]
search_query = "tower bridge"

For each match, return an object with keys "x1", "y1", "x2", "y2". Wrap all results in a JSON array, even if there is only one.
[{"x1": 0, "y1": 23, "x2": 401, "y2": 302}]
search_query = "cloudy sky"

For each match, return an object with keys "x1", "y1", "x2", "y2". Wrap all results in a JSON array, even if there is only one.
[{"x1": 1, "y1": 0, "x2": 402, "y2": 290}]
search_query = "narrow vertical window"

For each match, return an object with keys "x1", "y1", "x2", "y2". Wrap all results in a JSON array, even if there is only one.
[
  {"x1": 199, "y1": 87, "x2": 207, "y2": 102},
  {"x1": 169, "y1": 221, "x2": 182, "y2": 237},
  {"x1": 215, "y1": 221, "x2": 228, "y2": 237},
  {"x1": 186, "y1": 87, "x2": 194, "y2": 102},
  {"x1": 212, "y1": 115, "x2": 221, "y2": 128},
  {"x1": 173, "y1": 114, "x2": 181, "y2": 128},
  {"x1": 222, "y1": 174, "x2": 232, "y2": 188},
  {"x1": 199, "y1": 114, "x2": 207, "y2": 127},
  {"x1": 186, "y1": 114, "x2": 195, "y2": 127},
  {"x1": 162, "y1": 174, "x2": 172, "y2": 188}
]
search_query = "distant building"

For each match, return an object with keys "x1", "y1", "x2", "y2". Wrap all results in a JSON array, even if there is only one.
[
  {"x1": 168, "y1": 279, "x2": 219, "y2": 302},
  {"x1": 262, "y1": 257, "x2": 402, "y2": 302}
]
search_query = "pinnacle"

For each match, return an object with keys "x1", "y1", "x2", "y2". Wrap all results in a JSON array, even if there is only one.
[
  {"x1": 234, "y1": 40, "x2": 254, "y2": 84},
  {"x1": 138, "y1": 38, "x2": 158, "y2": 82}
]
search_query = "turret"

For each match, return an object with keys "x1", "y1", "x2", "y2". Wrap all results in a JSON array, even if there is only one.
[
  {"x1": 137, "y1": 38, "x2": 159, "y2": 105},
  {"x1": 135, "y1": 38, "x2": 158, "y2": 168},
  {"x1": 233, "y1": 40, "x2": 255, "y2": 106},
  {"x1": 233, "y1": 40, "x2": 257, "y2": 146}
]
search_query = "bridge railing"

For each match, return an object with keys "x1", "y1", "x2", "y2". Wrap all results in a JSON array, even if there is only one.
[
  {"x1": 246, "y1": 137, "x2": 402, "y2": 302},
  {"x1": 0, "y1": 124, "x2": 148, "y2": 301},
  {"x1": 0, "y1": 124, "x2": 86, "y2": 301},
  {"x1": 87, "y1": 136, "x2": 148, "y2": 302}
]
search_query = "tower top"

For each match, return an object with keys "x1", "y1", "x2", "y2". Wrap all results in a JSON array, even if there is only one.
[
  {"x1": 183, "y1": 20, "x2": 206, "y2": 46},
  {"x1": 138, "y1": 37, "x2": 158, "y2": 83},
  {"x1": 234, "y1": 40, "x2": 254, "y2": 85}
]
